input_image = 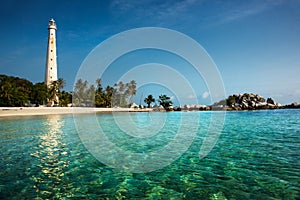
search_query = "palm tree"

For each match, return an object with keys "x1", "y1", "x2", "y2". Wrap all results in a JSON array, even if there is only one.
[
  {"x1": 86, "y1": 84, "x2": 96, "y2": 106},
  {"x1": 158, "y1": 94, "x2": 172, "y2": 109},
  {"x1": 47, "y1": 81, "x2": 58, "y2": 106},
  {"x1": 73, "y1": 79, "x2": 88, "y2": 106},
  {"x1": 0, "y1": 81, "x2": 15, "y2": 106},
  {"x1": 126, "y1": 80, "x2": 137, "y2": 104},
  {"x1": 96, "y1": 78, "x2": 103, "y2": 94},
  {"x1": 59, "y1": 91, "x2": 72, "y2": 106},
  {"x1": 104, "y1": 85, "x2": 114, "y2": 107},
  {"x1": 47, "y1": 78, "x2": 65, "y2": 106},
  {"x1": 57, "y1": 78, "x2": 65, "y2": 90},
  {"x1": 95, "y1": 78, "x2": 106, "y2": 107},
  {"x1": 144, "y1": 95, "x2": 155, "y2": 108},
  {"x1": 114, "y1": 81, "x2": 125, "y2": 106}
]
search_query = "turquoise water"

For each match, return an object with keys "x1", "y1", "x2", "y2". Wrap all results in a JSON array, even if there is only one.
[{"x1": 0, "y1": 110, "x2": 299, "y2": 199}]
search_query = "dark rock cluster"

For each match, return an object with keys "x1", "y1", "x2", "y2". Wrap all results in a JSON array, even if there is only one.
[
  {"x1": 283, "y1": 102, "x2": 300, "y2": 109},
  {"x1": 224, "y1": 93, "x2": 282, "y2": 110},
  {"x1": 159, "y1": 93, "x2": 299, "y2": 112}
]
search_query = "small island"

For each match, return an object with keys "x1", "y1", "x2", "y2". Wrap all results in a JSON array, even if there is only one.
[{"x1": 210, "y1": 93, "x2": 300, "y2": 111}]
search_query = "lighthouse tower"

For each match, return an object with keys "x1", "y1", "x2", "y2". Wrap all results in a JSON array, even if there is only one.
[
  {"x1": 45, "y1": 19, "x2": 59, "y2": 106},
  {"x1": 45, "y1": 18, "x2": 58, "y2": 87}
]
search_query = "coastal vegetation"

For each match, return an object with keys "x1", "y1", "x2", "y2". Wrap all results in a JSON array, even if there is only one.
[
  {"x1": 1, "y1": 74, "x2": 299, "y2": 110},
  {"x1": 144, "y1": 95, "x2": 155, "y2": 108},
  {"x1": 158, "y1": 94, "x2": 173, "y2": 109},
  {"x1": 0, "y1": 74, "x2": 138, "y2": 108},
  {"x1": 72, "y1": 79, "x2": 137, "y2": 107},
  {"x1": 0, "y1": 74, "x2": 71, "y2": 107}
]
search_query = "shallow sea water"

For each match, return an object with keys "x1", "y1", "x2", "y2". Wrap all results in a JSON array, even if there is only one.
[{"x1": 0, "y1": 109, "x2": 299, "y2": 199}]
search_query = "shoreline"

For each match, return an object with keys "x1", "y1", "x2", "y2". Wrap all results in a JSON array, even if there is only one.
[
  {"x1": 0, "y1": 106, "x2": 299, "y2": 118},
  {"x1": 0, "y1": 107, "x2": 153, "y2": 117}
]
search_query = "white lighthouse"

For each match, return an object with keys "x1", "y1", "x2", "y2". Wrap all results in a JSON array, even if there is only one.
[
  {"x1": 45, "y1": 18, "x2": 58, "y2": 87},
  {"x1": 45, "y1": 18, "x2": 59, "y2": 106}
]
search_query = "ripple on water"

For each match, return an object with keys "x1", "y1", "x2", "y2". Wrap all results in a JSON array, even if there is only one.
[{"x1": 0, "y1": 110, "x2": 299, "y2": 199}]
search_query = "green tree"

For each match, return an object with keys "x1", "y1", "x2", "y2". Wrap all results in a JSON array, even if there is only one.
[
  {"x1": 47, "y1": 78, "x2": 65, "y2": 106},
  {"x1": 95, "y1": 78, "x2": 106, "y2": 107},
  {"x1": 0, "y1": 74, "x2": 73, "y2": 107},
  {"x1": 86, "y1": 84, "x2": 96, "y2": 106},
  {"x1": 114, "y1": 81, "x2": 125, "y2": 107},
  {"x1": 71, "y1": 78, "x2": 136, "y2": 108},
  {"x1": 104, "y1": 85, "x2": 114, "y2": 107},
  {"x1": 0, "y1": 80, "x2": 15, "y2": 106},
  {"x1": 57, "y1": 78, "x2": 65, "y2": 91},
  {"x1": 73, "y1": 79, "x2": 88, "y2": 106},
  {"x1": 15, "y1": 77, "x2": 33, "y2": 106},
  {"x1": 0, "y1": 74, "x2": 32, "y2": 106},
  {"x1": 31, "y1": 82, "x2": 48, "y2": 106},
  {"x1": 226, "y1": 95, "x2": 236, "y2": 106},
  {"x1": 125, "y1": 80, "x2": 137, "y2": 104},
  {"x1": 158, "y1": 94, "x2": 173, "y2": 109},
  {"x1": 59, "y1": 91, "x2": 72, "y2": 106},
  {"x1": 96, "y1": 78, "x2": 103, "y2": 94},
  {"x1": 144, "y1": 94, "x2": 155, "y2": 108},
  {"x1": 113, "y1": 80, "x2": 137, "y2": 107}
]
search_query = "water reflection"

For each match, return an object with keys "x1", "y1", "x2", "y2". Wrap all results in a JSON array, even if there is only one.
[{"x1": 30, "y1": 115, "x2": 69, "y2": 198}]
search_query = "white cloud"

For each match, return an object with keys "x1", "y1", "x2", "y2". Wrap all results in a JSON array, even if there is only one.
[
  {"x1": 295, "y1": 89, "x2": 300, "y2": 95},
  {"x1": 202, "y1": 91, "x2": 210, "y2": 99},
  {"x1": 213, "y1": 0, "x2": 285, "y2": 24},
  {"x1": 109, "y1": 0, "x2": 286, "y2": 30},
  {"x1": 187, "y1": 94, "x2": 195, "y2": 99}
]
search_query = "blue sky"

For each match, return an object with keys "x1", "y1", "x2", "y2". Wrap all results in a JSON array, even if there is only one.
[{"x1": 0, "y1": 0, "x2": 300, "y2": 105}]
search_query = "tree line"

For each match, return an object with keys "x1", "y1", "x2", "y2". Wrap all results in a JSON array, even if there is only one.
[
  {"x1": 0, "y1": 74, "x2": 173, "y2": 109},
  {"x1": 0, "y1": 74, "x2": 138, "y2": 108},
  {"x1": 73, "y1": 79, "x2": 174, "y2": 109},
  {"x1": 72, "y1": 79, "x2": 137, "y2": 107},
  {"x1": 144, "y1": 94, "x2": 173, "y2": 109},
  {"x1": 0, "y1": 74, "x2": 71, "y2": 107}
]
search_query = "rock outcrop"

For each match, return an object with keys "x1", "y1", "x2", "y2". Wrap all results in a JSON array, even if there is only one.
[
  {"x1": 224, "y1": 93, "x2": 282, "y2": 110},
  {"x1": 162, "y1": 93, "x2": 299, "y2": 112},
  {"x1": 283, "y1": 102, "x2": 300, "y2": 109}
]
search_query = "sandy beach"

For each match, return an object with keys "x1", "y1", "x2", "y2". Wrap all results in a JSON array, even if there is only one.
[{"x1": 0, "y1": 107, "x2": 152, "y2": 117}]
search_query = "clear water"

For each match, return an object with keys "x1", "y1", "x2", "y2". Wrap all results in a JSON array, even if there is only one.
[{"x1": 0, "y1": 110, "x2": 299, "y2": 199}]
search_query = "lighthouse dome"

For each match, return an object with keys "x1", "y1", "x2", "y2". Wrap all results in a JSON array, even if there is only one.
[{"x1": 48, "y1": 18, "x2": 57, "y2": 30}]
